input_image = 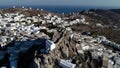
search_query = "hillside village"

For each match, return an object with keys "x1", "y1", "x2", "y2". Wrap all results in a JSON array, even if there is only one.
[{"x1": 0, "y1": 8, "x2": 120, "y2": 68}]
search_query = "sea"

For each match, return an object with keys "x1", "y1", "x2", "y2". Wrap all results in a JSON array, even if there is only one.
[{"x1": 0, "y1": 6, "x2": 119, "y2": 14}]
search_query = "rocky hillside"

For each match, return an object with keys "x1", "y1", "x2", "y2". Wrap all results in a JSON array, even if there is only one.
[
  {"x1": 0, "y1": 8, "x2": 120, "y2": 68},
  {"x1": 66, "y1": 9, "x2": 120, "y2": 44}
]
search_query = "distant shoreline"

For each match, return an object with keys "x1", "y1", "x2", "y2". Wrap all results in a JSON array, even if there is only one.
[{"x1": 0, "y1": 6, "x2": 119, "y2": 14}]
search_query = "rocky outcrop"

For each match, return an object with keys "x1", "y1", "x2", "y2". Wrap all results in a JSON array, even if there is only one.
[{"x1": 0, "y1": 8, "x2": 120, "y2": 68}]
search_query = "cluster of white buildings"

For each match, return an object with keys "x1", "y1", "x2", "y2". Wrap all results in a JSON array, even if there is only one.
[
  {"x1": 0, "y1": 13, "x2": 49, "y2": 47},
  {"x1": 0, "y1": 11, "x2": 89, "y2": 68},
  {"x1": 0, "y1": 10, "x2": 119, "y2": 68},
  {"x1": 38, "y1": 13, "x2": 89, "y2": 27},
  {"x1": 0, "y1": 12, "x2": 89, "y2": 48},
  {"x1": 97, "y1": 36, "x2": 120, "y2": 51},
  {"x1": 70, "y1": 32, "x2": 120, "y2": 68},
  {"x1": 0, "y1": 12, "x2": 57, "y2": 68}
]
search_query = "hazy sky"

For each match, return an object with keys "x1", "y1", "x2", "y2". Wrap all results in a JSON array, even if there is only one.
[{"x1": 0, "y1": 0, "x2": 120, "y2": 7}]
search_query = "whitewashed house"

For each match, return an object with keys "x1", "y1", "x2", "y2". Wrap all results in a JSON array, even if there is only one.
[
  {"x1": 39, "y1": 39, "x2": 56, "y2": 54},
  {"x1": 32, "y1": 16, "x2": 39, "y2": 22},
  {"x1": 14, "y1": 17, "x2": 20, "y2": 22},
  {"x1": 0, "y1": 36, "x2": 7, "y2": 43},
  {"x1": 59, "y1": 59, "x2": 76, "y2": 68},
  {"x1": 45, "y1": 40, "x2": 55, "y2": 51}
]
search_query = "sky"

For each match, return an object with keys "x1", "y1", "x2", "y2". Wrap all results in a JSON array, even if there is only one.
[{"x1": 0, "y1": 0, "x2": 120, "y2": 7}]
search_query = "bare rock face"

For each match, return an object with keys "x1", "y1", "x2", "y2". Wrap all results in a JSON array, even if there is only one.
[
  {"x1": 3, "y1": 9, "x2": 119, "y2": 68},
  {"x1": 52, "y1": 31, "x2": 60, "y2": 42},
  {"x1": 59, "y1": 45, "x2": 69, "y2": 58},
  {"x1": 30, "y1": 58, "x2": 40, "y2": 68},
  {"x1": 16, "y1": 29, "x2": 103, "y2": 68},
  {"x1": 31, "y1": 31, "x2": 71, "y2": 67}
]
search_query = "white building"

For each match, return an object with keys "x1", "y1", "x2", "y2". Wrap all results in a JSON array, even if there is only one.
[
  {"x1": 0, "y1": 36, "x2": 7, "y2": 43},
  {"x1": 59, "y1": 59, "x2": 76, "y2": 68},
  {"x1": 45, "y1": 40, "x2": 55, "y2": 51}
]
